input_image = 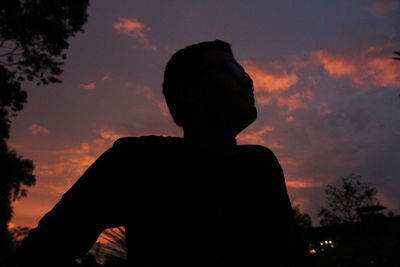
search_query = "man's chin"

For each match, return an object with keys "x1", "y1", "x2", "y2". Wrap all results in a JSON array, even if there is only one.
[{"x1": 232, "y1": 108, "x2": 258, "y2": 135}]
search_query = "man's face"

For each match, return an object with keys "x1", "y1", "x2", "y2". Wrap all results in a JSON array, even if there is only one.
[{"x1": 192, "y1": 50, "x2": 257, "y2": 136}]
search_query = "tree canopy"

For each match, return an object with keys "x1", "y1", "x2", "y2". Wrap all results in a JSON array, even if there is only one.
[
  {"x1": 318, "y1": 174, "x2": 380, "y2": 226},
  {"x1": 0, "y1": 0, "x2": 89, "y2": 255},
  {"x1": 0, "y1": 1, "x2": 89, "y2": 85}
]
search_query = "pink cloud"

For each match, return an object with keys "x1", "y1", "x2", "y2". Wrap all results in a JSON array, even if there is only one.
[
  {"x1": 101, "y1": 72, "x2": 111, "y2": 81},
  {"x1": 237, "y1": 125, "x2": 282, "y2": 150},
  {"x1": 157, "y1": 101, "x2": 170, "y2": 118},
  {"x1": 243, "y1": 60, "x2": 298, "y2": 94},
  {"x1": 80, "y1": 82, "x2": 96, "y2": 91},
  {"x1": 312, "y1": 50, "x2": 357, "y2": 78},
  {"x1": 312, "y1": 45, "x2": 400, "y2": 89},
  {"x1": 29, "y1": 124, "x2": 49, "y2": 136},
  {"x1": 114, "y1": 18, "x2": 147, "y2": 38},
  {"x1": 286, "y1": 179, "x2": 323, "y2": 189},
  {"x1": 113, "y1": 18, "x2": 157, "y2": 51},
  {"x1": 242, "y1": 60, "x2": 311, "y2": 111},
  {"x1": 135, "y1": 84, "x2": 154, "y2": 100},
  {"x1": 99, "y1": 127, "x2": 129, "y2": 141}
]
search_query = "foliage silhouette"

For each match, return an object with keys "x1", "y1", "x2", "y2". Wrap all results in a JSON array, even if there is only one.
[
  {"x1": 101, "y1": 227, "x2": 127, "y2": 262},
  {"x1": 9, "y1": 226, "x2": 30, "y2": 248},
  {"x1": 0, "y1": 0, "x2": 89, "y2": 85},
  {"x1": 0, "y1": 0, "x2": 89, "y2": 258},
  {"x1": 292, "y1": 203, "x2": 313, "y2": 229},
  {"x1": 318, "y1": 174, "x2": 380, "y2": 226}
]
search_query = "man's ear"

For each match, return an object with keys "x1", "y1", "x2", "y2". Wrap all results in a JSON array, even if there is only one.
[{"x1": 177, "y1": 84, "x2": 201, "y2": 105}]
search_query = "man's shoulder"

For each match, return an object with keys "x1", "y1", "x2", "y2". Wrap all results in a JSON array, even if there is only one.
[
  {"x1": 113, "y1": 135, "x2": 182, "y2": 150},
  {"x1": 238, "y1": 144, "x2": 276, "y2": 158}
]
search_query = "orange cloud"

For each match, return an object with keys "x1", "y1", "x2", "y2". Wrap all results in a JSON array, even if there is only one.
[
  {"x1": 114, "y1": 18, "x2": 147, "y2": 38},
  {"x1": 157, "y1": 101, "x2": 170, "y2": 118},
  {"x1": 33, "y1": 130, "x2": 121, "y2": 196},
  {"x1": 114, "y1": 18, "x2": 157, "y2": 51},
  {"x1": 287, "y1": 116, "x2": 295, "y2": 122},
  {"x1": 312, "y1": 50, "x2": 357, "y2": 78},
  {"x1": 286, "y1": 179, "x2": 323, "y2": 189},
  {"x1": 243, "y1": 60, "x2": 298, "y2": 94},
  {"x1": 242, "y1": 60, "x2": 310, "y2": 111},
  {"x1": 80, "y1": 82, "x2": 96, "y2": 91},
  {"x1": 99, "y1": 127, "x2": 129, "y2": 141},
  {"x1": 101, "y1": 72, "x2": 111, "y2": 81},
  {"x1": 237, "y1": 125, "x2": 282, "y2": 150},
  {"x1": 312, "y1": 46, "x2": 400, "y2": 89},
  {"x1": 29, "y1": 124, "x2": 49, "y2": 136},
  {"x1": 35, "y1": 142, "x2": 102, "y2": 194},
  {"x1": 366, "y1": 57, "x2": 400, "y2": 87}
]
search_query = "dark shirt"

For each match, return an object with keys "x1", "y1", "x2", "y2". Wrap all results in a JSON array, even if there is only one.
[{"x1": 15, "y1": 136, "x2": 309, "y2": 266}]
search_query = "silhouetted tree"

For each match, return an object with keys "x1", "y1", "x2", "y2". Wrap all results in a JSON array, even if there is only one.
[
  {"x1": 9, "y1": 226, "x2": 30, "y2": 248},
  {"x1": 0, "y1": 139, "x2": 34, "y2": 256},
  {"x1": 318, "y1": 174, "x2": 380, "y2": 226},
  {"x1": 0, "y1": 1, "x2": 89, "y2": 85},
  {"x1": 101, "y1": 227, "x2": 127, "y2": 266},
  {"x1": 0, "y1": 0, "x2": 89, "y2": 256},
  {"x1": 292, "y1": 204, "x2": 312, "y2": 229}
]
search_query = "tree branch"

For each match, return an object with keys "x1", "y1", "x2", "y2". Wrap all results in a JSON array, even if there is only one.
[
  {"x1": 0, "y1": 60, "x2": 24, "y2": 66},
  {"x1": 0, "y1": 45, "x2": 22, "y2": 57}
]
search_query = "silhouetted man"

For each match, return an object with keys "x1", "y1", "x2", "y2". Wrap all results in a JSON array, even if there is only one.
[{"x1": 12, "y1": 40, "x2": 310, "y2": 266}]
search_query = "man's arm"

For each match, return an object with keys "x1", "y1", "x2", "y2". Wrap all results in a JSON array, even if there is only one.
[
  {"x1": 13, "y1": 145, "x2": 127, "y2": 266},
  {"x1": 261, "y1": 146, "x2": 313, "y2": 267}
]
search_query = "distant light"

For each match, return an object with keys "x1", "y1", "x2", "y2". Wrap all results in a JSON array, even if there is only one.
[
  {"x1": 324, "y1": 240, "x2": 329, "y2": 244},
  {"x1": 309, "y1": 249, "x2": 317, "y2": 254},
  {"x1": 320, "y1": 242, "x2": 324, "y2": 246},
  {"x1": 329, "y1": 240, "x2": 332, "y2": 244}
]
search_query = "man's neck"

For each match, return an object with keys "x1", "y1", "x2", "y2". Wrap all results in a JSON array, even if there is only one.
[{"x1": 183, "y1": 129, "x2": 238, "y2": 156}]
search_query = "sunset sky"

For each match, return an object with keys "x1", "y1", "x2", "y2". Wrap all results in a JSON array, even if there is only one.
[{"x1": 8, "y1": 0, "x2": 400, "y2": 229}]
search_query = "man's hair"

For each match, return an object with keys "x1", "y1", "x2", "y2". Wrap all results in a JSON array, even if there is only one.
[{"x1": 162, "y1": 40, "x2": 233, "y2": 128}]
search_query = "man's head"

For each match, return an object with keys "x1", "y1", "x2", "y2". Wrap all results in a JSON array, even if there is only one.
[{"x1": 162, "y1": 40, "x2": 257, "y2": 136}]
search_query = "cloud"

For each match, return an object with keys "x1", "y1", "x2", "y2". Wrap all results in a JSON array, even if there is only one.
[
  {"x1": 157, "y1": 101, "x2": 170, "y2": 118},
  {"x1": 32, "y1": 125, "x2": 177, "y2": 197},
  {"x1": 312, "y1": 50, "x2": 357, "y2": 78},
  {"x1": 29, "y1": 124, "x2": 49, "y2": 136},
  {"x1": 242, "y1": 60, "x2": 311, "y2": 111},
  {"x1": 99, "y1": 127, "x2": 129, "y2": 141},
  {"x1": 243, "y1": 60, "x2": 298, "y2": 93},
  {"x1": 113, "y1": 18, "x2": 157, "y2": 51},
  {"x1": 364, "y1": 0, "x2": 399, "y2": 16},
  {"x1": 131, "y1": 83, "x2": 172, "y2": 119},
  {"x1": 114, "y1": 18, "x2": 147, "y2": 38},
  {"x1": 236, "y1": 41, "x2": 400, "y2": 221},
  {"x1": 80, "y1": 82, "x2": 96, "y2": 91},
  {"x1": 312, "y1": 45, "x2": 400, "y2": 89},
  {"x1": 237, "y1": 125, "x2": 280, "y2": 148},
  {"x1": 135, "y1": 84, "x2": 154, "y2": 100},
  {"x1": 286, "y1": 179, "x2": 323, "y2": 189},
  {"x1": 101, "y1": 72, "x2": 111, "y2": 81}
]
